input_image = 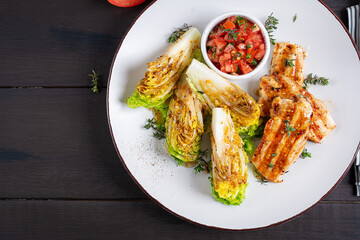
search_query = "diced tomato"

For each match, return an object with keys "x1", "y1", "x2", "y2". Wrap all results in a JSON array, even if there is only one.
[
  {"x1": 206, "y1": 39, "x2": 216, "y2": 48},
  {"x1": 239, "y1": 60, "x2": 253, "y2": 74},
  {"x1": 220, "y1": 65, "x2": 226, "y2": 72},
  {"x1": 251, "y1": 24, "x2": 260, "y2": 33},
  {"x1": 254, "y1": 49, "x2": 266, "y2": 60},
  {"x1": 219, "y1": 53, "x2": 231, "y2": 62},
  {"x1": 246, "y1": 43, "x2": 254, "y2": 53},
  {"x1": 237, "y1": 43, "x2": 246, "y2": 50},
  {"x1": 224, "y1": 61, "x2": 236, "y2": 73},
  {"x1": 224, "y1": 43, "x2": 235, "y2": 53},
  {"x1": 227, "y1": 16, "x2": 237, "y2": 22},
  {"x1": 222, "y1": 20, "x2": 236, "y2": 30},
  {"x1": 207, "y1": 15, "x2": 266, "y2": 76},
  {"x1": 207, "y1": 50, "x2": 219, "y2": 63},
  {"x1": 215, "y1": 46, "x2": 224, "y2": 55},
  {"x1": 246, "y1": 33, "x2": 264, "y2": 46},
  {"x1": 209, "y1": 27, "x2": 225, "y2": 38},
  {"x1": 214, "y1": 37, "x2": 227, "y2": 49},
  {"x1": 245, "y1": 51, "x2": 255, "y2": 64},
  {"x1": 223, "y1": 33, "x2": 237, "y2": 43}
]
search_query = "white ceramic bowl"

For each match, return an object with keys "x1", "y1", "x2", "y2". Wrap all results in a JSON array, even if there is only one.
[{"x1": 201, "y1": 11, "x2": 270, "y2": 80}]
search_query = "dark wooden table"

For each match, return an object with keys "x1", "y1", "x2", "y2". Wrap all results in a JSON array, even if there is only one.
[{"x1": 0, "y1": 0, "x2": 359, "y2": 239}]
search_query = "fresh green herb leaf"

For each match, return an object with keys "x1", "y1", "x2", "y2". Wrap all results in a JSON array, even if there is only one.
[
  {"x1": 153, "y1": 131, "x2": 166, "y2": 139},
  {"x1": 194, "y1": 150, "x2": 210, "y2": 174},
  {"x1": 212, "y1": 46, "x2": 216, "y2": 59},
  {"x1": 144, "y1": 118, "x2": 155, "y2": 129},
  {"x1": 254, "y1": 168, "x2": 269, "y2": 185},
  {"x1": 245, "y1": 53, "x2": 251, "y2": 59},
  {"x1": 144, "y1": 118, "x2": 166, "y2": 139},
  {"x1": 268, "y1": 162, "x2": 274, "y2": 168},
  {"x1": 236, "y1": 16, "x2": 243, "y2": 21},
  {"x1": 302, "y1": 73, "x2": 329, "y2": 90},
  {"x1": 265, "y1": 13, "x2": 279, "y2": 45},
  {"x1": 222, "y1": 28, "x2": 238, "y2": 41},
  {"x1": 293, "y1": 14, "x2": 297, "y2": 22},
  {"x1": 251, "y1": 25, "x2": 257, "y2": 29},
  {"x1": 89, "y1": 70, "x2": 100, "y2": 93},
  {"x1": 236, "y1": 16, "x2": 244, "y2": 26},
  {"x1": 301, "y1": 149, "x2": 312, "y2": 159},
  {"x1": 174, "y1": 157, "x2": 183, "y2": 166},
  {"x1": 168, "y1": 23, "x2": 191, "y2": 43},
  {"x1": 246, "y1": 44, "x2": 252, "y2": 49},
  {"x1": 285, "y1": 58, "x2": 296, "y2": 67},
  {"x1": 251, "y1": 59, "x2": 258, "y2": 66},
  {"x1": 258, "y1": 178, "x2": 269, "y2": 184},
  {"x1": 284, "y1": 120, "x2": 296, "y2": 137},
  {"x1": 272, "y1": 153, "x2": 277, "y2": 157},
  {"x1": 275, "y1": 78, "x2": 280, "y2": 82}
]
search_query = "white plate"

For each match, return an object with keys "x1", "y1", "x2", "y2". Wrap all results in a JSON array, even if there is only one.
[{"x1": 107, "y1": 0, "x2": 360, "y2": 230}]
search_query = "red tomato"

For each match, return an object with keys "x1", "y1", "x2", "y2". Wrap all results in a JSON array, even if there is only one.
[
  {"x1": 239, "y1": 60, "x2": 253, "y2": 74},
  {"x1": 222, "y1": 21, "x2": 236, "y2": 30},
  {"x1": 107, "y1": 0, "x2": 146, "y2": 7},
  {"x1": 214, "y1": 38, "x2": 227, "y2": 49},
  {"x1": 224, "y1": 61, "x2": 236, "y2": 73},
  {"x1": 223, "y1": 43, "x2": 235, "y2": 53},
  {"x1": 209, "y1": 27, "x2": 225, "y2": 38},
  {"x1": 254, "y1": 49, "x2": 266, "y2": 60},
  {"x1": 206, "y1": 15, "x2": 266, "y2": 75}
]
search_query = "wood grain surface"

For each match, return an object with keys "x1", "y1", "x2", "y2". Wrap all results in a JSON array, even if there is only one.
[{"x1": 0, "y1": 0, "x2": 359, "y2": 239}]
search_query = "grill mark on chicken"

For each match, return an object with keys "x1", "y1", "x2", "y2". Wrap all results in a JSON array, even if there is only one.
[
  {"x1": 257, "y1": 75, "x2": 336, "y2": 143},
  {"x1": 270, "y1": 42, "x2": 306, "y2": 85},
  {"x1": 252, "y1": 97, "x2": 312, "y2": 182}
]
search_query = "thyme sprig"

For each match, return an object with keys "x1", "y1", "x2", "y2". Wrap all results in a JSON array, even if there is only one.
[
  {"x1": 194, "y1": 150, "x2": 210, "y2": 174},
  {"x1": 144, "y1": 118, "x2": 166, "y2": 139},
  {"x1": 284, "y1": 120, "x2": 296, "y2": 137},
  {"x1": 89, "y1": 70, "x2": 100, "y2": 93},
  {"x1": 265, "y1": 13, "x2": 279, "y2": 45},
  {"x1": 301, "y1": 149, "x2": 312, "y2": 159},
  {"x1": 168, "y1": 23, "x2": 191, "y2": 43},
  {"x1": 302, "y1": 73, "x2": 329, "y2": 90},
  {"x1": 254, "y1": 168, "x2": 269, "y2": 185},
  {"x1": 285, "y1": 58, "x2": 296, "y2": 67}
]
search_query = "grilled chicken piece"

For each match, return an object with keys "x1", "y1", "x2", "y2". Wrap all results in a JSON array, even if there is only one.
[
  {"x1": 270, "y1": 42, "x2": 306, "y2": 85},
  {"x1": 258, "y1": 75, "x2": 336, "y2": 143},
  {"x1": 252, "y1": 97, "x2": 312, "y2": 183}
]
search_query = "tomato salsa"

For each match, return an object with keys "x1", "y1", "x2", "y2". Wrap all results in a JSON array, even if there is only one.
[{"x1": 206, "y1": 16, "x2": 266, "y2": 75}]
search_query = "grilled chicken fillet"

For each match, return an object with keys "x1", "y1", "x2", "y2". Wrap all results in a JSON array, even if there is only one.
[
  {"x1": 270, "y1": 42, "x2": 306, "y2": 85},
  {"x1": 258, "y1": 75, "x2": 336, "y2": 143},
  {"x1": 252, "y1": 97, "x2": 312, "y2": 182}
]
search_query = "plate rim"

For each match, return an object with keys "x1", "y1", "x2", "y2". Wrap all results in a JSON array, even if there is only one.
[{"x1": 106, "y1": 0, "x2": 360, "y2": 231}]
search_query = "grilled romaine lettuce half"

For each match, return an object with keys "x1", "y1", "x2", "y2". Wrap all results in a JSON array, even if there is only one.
[
  {"x1": 151, "y1": 100, "x2": 170, "y2": 133},
  {"x1": 237, "y1": 117, "x2": 265, "y2": 156},
  {"x1": 185, "y1": 59, "x2": 260, "y2": 131},
  {"x1": 166, "y1": 75, "x2": 204, "y2": 163},
  {"x1": 127, "y1": 27, "x2": 201, "y2": 109},
  {"x1": 210, "y1": 108, "x2": 248, "y2": 205}
]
